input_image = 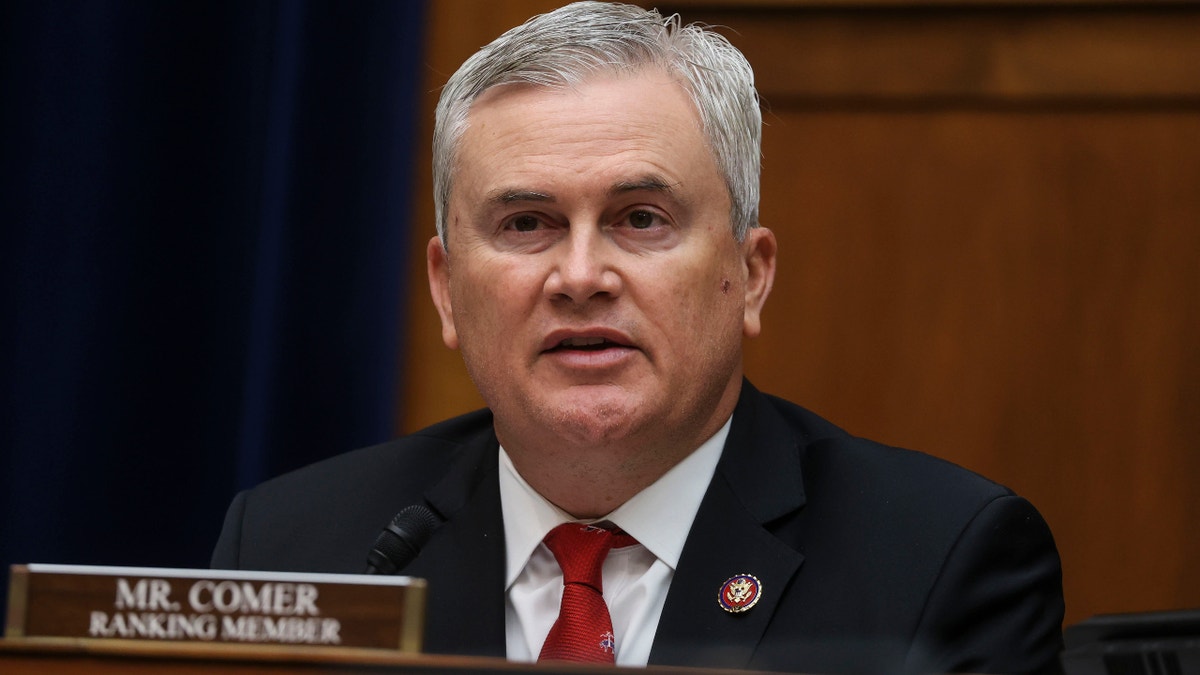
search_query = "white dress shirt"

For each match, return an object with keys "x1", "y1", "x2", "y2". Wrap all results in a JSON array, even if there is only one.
[{"x1": 499, "y1": 419, "x2": 730, "y2": 666}]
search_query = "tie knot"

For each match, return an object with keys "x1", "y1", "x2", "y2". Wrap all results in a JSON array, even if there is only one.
[{"x1": 542, "y1": 523, "x2": 633, "y2": 590}]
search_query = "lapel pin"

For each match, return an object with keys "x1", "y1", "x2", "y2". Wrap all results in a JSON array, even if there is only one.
[{"x1": 718, "y1": 574, "x2": 762, "y2": 613}]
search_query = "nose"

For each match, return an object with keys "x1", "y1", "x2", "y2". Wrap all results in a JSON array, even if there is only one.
[{"x1": 543, "y1": 226, "x2": 621, "y2": 303}]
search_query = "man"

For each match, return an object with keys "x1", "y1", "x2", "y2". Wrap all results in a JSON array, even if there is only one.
[{"x1": 213, "y1": 3, "x2": 1064, "y2": 673}]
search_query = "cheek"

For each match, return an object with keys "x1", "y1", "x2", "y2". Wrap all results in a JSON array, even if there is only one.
[
  {"x1": 698, "y1": 260, "x2": 750, "y2": 338},
  {"x1": 452, "y1": 261, "x2": 540, "y2": 331},
  {"x1": 660, "y1": 268, "x2": 738, "y2": 337}
]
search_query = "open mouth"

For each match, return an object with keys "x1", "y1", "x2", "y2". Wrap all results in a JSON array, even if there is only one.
[{"x1": 551, "y1": 337, "x2": 623, "y2": 351}]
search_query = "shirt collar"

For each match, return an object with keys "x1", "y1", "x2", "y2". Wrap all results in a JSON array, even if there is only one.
[{"x1": 499, "y1": 418, "x2": 731, "y2": 589}]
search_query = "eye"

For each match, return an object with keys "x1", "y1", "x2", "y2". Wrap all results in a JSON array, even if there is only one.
[
  {"x1": 627, "y1": 210, "x2": 659, "y2": 230},
  {"x1": 609, "y1": 205, "x2": 679, "y2": 251},
  {"x1": 507, "y1": 214, "x2": 542, "y2": 232}
]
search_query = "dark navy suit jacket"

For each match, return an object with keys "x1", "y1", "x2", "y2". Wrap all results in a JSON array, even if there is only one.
[{"x1": 212, "y1": 381, "x2": 1064, "y2": 673}]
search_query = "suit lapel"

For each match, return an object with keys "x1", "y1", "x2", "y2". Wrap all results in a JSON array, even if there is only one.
[
  {"x1": 650, "y1": 381, "x2": 807, "y2": 669},
  {"x1": 406, "y1": 431, "x2": 508, "y2": 658}
]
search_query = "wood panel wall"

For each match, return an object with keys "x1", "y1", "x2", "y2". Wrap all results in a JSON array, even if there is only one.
[{"x1": 400, "y1": 0, "x2": 1200, "y2": 627}]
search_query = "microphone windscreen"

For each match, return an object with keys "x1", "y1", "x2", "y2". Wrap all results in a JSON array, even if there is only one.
[{"x1": 365, "y1": 504, "x2": 440, "y2": 575}]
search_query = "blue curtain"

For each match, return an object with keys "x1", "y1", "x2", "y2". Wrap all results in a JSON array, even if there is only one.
[{"x1": 0, "y1": 0, "x2": 427, "y2": 622}]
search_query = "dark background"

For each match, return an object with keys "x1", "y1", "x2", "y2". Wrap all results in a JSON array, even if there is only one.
[{"x1": 0, "y1": 0, "x2": 427, "y2": 622}]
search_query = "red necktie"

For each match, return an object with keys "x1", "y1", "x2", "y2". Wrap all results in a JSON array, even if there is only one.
[{"x1": 538, "y1": 523, "x2": 636, "y2": 663}]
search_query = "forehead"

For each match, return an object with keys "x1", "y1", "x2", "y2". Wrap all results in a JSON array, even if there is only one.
[{"x1": 452, "y1": 71, "x2": 717, "y2": 196}]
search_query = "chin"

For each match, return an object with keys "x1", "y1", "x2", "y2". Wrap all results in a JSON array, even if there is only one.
[{"x1": 540, "y1": 397, "x2": 646, "y2": 448}]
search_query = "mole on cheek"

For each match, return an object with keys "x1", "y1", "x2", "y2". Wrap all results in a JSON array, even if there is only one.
[{"x1": 721, "y1": 279, "x2": 731, "y2": 294}]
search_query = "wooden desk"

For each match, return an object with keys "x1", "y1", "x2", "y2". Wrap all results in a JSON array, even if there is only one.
[{"x1": 0, "y1": 637, "x2": 761, "y2": 674}]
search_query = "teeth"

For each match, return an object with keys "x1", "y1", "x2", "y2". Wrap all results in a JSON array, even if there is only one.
[{"x1": 559, "y1": 337, "x2": 607, "y2": 348}]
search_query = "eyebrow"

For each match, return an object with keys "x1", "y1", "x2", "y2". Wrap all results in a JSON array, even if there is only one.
[
  {"x1": 610, "y1": 176, "x2": 679, "y2": 196},
  {"x1": 486, "y1": 188, "x2": 555, "y2": 205},
  {"x1": 483, "y1": 175, "x2": 680, "y2": 206}
]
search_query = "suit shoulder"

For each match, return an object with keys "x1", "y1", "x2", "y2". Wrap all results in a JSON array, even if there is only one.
[
  {"x1": 249, "y1": 408, "x2": 495, "y2": 497},
  {"x1": 761, "y1": 392, "x2": 1012, "y2": 507},
  {"x1": 214, "y1": 409, "x2": 496, "y2": 573},
  {"x1": 736, "y1": 390, "x2": 1061, "y2": 674}
]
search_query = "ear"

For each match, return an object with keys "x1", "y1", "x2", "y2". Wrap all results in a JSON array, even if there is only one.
[
  {"x1": 741, "y1": 227, "x2": 777, "y2": 338},
  {"x1": 427, "y1": 236, "x2": 460, "y2": 350}
]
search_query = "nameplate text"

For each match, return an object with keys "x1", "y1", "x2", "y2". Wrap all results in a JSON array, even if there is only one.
[{"x1": 5, "y1": 564, "x2": 426, "y2": 651}]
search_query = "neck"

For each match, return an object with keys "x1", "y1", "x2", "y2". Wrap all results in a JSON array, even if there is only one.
[
  {"x1": 510, "y1": 452, "x2": 672, "y2": 519},
  {"x1": 500, "y1": 411, "x2": 737, "y2": 519},
  {"x1": 496, "y1": 375, "x2": 744, "y2": 518}
]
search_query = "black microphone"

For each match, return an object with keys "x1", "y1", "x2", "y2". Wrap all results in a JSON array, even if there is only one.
[{"x1": 365, "y1": 505, "x2": 440, "y2": 575}]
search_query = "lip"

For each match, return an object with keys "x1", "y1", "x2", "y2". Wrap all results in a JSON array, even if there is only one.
[{"x1": 539, "y1": 327, "x2": 637, "y2": 353}]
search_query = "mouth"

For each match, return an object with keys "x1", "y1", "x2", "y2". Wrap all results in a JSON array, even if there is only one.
[
  {"x1": 541, "y1": 330, "x2": 636, "y2": 354},
  {"x1": 539, "y1": 330, "x2": 639, "y2": 372},
  {"x1": 551, "y1": 336, "x2": 624, "y2": 352}
]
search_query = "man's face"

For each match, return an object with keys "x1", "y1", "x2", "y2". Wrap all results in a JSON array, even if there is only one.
[{"x1": 428, "y1": 70, "x2": 774, "y2": 464}]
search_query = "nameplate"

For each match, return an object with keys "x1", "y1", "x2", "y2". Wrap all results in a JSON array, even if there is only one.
[{"x1": 5, "y1": 564, "x2": 426, "y2": 651}]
